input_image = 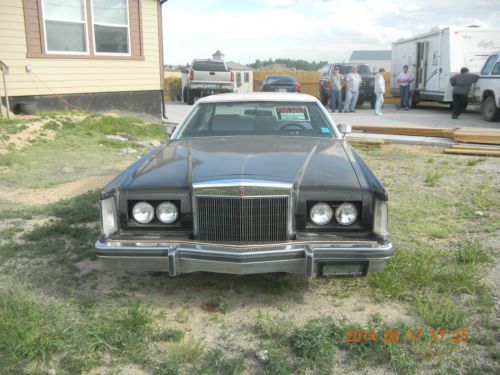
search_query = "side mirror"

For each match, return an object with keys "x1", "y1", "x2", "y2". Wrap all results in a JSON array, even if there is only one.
[
  {"x1": 165, "y1": 124, "x2": 176, "y2": 136},
  {"x1": 338, "y1": 123, "x2": 352, "y2": 136}
]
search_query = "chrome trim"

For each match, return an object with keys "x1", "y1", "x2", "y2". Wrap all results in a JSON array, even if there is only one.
[
  {"x1": 192, "y1": 179, "x2": 294, "y2": 241},
  {"x1": 95, "y1": 239, "x2": 393, "y2": 276}
]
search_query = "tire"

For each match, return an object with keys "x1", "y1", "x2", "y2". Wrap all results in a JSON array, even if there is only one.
[
  {"x1": 187, "y1": 89, "x2": 194, "y2": 105},
  {"x1": 370, "y1": 95, "x2": 376, "y2": 109},
  {"x1": 482, "y1": 96, "x2": 500, "y2": 122},
  {"x1": 320, "y1": 89, "x2": 329, "y2": 106},
  {"x1": 182, "y1": 87, "x2": 187, "y2": 103},
  {"x1": 410, "y1": 92, "x2": 418, "y2": 109},
  {"x1": 356, "y1": 94, "x2": 364, "y2": 108}
]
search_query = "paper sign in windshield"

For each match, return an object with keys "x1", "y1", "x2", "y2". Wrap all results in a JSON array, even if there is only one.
[{"x1": 276, "y1": 106, "x2": 310, "y2": 121}]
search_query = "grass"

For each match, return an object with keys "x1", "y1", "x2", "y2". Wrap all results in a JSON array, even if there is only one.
[
  {"x1": 1, "y1": 130, "x2": 499, "y2": 374},
  {"x1": 0, "y1": 113, "x2": 165, "y2": 189}
]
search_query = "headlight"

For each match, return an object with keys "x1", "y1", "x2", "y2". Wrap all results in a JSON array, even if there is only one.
[
  {"x1": 101, "y1": 196, "x2": 118, "y2": 235},
  {"x1": 156, "y1": 201, "x2": 178, "y2": 224},
  {"x1": 310, "y1": 203, "x2": 333, "y2": 225},
  {"x1": 335, "y1": 203, "x2": 358, "y2": 226},
  {"x1": 132, "y1": 202, "x2": 154, "y2": 224}
]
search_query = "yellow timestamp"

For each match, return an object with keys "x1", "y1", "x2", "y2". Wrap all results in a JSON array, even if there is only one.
[{"x1": 345, "y1": 328, "x2": 469, "y2": 344}]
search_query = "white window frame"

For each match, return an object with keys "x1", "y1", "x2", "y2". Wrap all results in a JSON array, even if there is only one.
[
  {"x1": 40, "y1": 0, "x2": 90, "y2": 55},
  {"x1": 91, "y1": 0, "x2": 131, "y2": 56}
]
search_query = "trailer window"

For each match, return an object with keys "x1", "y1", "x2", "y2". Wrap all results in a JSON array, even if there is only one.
[{"x1": 481, "y1": 55, "x2": 497, "y2": 75}]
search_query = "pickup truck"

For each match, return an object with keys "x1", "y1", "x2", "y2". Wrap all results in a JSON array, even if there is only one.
[
  {"x1": 319, "y1": 63, "x2": 376, "y2": 108},
  {"x1": 473, "y1": 51, "x2": 500, "y2": 122},
  {"x1": 182, "y1": 59, "x2": 234, "y2": 105}
]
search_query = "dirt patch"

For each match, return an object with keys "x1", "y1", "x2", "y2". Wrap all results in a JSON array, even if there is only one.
[
  {"x1": 0, "y1": 118, "x2": 54, "y2": 154},
  {"x1": 0, "y1": 174, "x2": 115, "y2": 205}
]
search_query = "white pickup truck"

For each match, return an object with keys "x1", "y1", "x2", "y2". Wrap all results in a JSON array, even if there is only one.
[
  {"x1": 474, "y1": 51, "x2": 500, "y2": 122},
  {"x1": 182, "y1": 59, "x2": 234, "y2": 105}
]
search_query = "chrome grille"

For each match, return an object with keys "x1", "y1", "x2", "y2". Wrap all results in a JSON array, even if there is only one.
[{"x1": 195, "y1": 196, "x2": 289, "y2": 243}]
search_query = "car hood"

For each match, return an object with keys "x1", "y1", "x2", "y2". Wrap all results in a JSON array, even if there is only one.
[{"x1": 126, "y1": 136, "x2": 361, "y2": 190}]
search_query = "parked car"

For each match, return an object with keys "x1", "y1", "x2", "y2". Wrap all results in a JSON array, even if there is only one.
[
  {"x1": 319, "y1": 63, "x2": 376, "y2": 108},
  {"x1": 260, "y1": 75, "x2": 301, "y2": 92},
  {"x1": 96, "y1": 93, "x2": 393, "y2": 277},
  {"x1": 473, "y1": 51, "x2": 500, "y2": 121},
  {"x1": 182, "y1": 59, "x2": 234, "y2": 105}
]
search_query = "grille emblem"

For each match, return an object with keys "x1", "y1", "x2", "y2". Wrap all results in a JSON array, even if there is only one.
[{"x1": 239, "y1": 186, "x2": 245, "y2": 196}]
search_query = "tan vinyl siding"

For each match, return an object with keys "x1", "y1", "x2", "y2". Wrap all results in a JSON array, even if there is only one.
[{"x1": 0, "y1": 0, "x2": 161, "y2": 97}]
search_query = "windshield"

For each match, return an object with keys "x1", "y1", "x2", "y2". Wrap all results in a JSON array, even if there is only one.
[
  {"x1": 192, "y1": 60, "x2": 228, "y2": 71},
  {"x1": 265, "y1": 75, "x2": 297, "y2": 84},
  {"x1": 338, "y1": 65, "x2": 371, "y2": 75},
  {"x1": 176, "y1": 101, "x2": 335, "y2": 139}
]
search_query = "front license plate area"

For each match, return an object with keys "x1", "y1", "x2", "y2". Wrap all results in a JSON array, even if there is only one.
[{"x1": 320, "y1": 262, "x2": 367, "y2": 277}]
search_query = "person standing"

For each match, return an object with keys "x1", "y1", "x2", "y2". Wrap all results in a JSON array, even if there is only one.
[
  {"x1": 450, "y1": 67, "x2": 479, "y2": 119},
  {"x1": 397, "y1": 65, "x2": 414, "y2": 110},
  {"x1": 343, "y1": 66, "x2": 362, "y2": 113},
  {"x1": 374, "y1": 68, "x2": 386, "y2": 116},
  {"x1": 330, "y1": 66, "x2": 343, "y2": 112}
]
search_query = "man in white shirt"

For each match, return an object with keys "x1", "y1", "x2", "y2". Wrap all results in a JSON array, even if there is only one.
[
  {"x1": 397, "y1": 65, "x2": 414, "y2": 110},
  {"x1": 374, "y1": 68, "x2": 386, "y2": 116},
  {"x1": 343, "y1": 66, "x2": 362, "y2": 113}
]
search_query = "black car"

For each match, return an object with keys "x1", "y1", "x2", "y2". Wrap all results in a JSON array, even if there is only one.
[
  {"x1": 96, "y1": 93, "x2": 392, "y2": 277},
  {"x1": 319, "y1": 63, "x2": 376, "y2": 108},
  {"x1": 260, "y1": 75, "x2": 301, "y2": 93}
]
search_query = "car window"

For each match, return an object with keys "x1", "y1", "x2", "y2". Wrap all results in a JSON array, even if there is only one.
[
  {"x1": 192, "y1": 60, "x2": 228, "y2": 72},
  {"x1": 177, "y1": 101, "x2": 335, "y2": 139},
  {"x1": 481, "y1": 55, "x2": 497, "y2": 75},
  {"x1": 492, "y1": 62, "x2": 500, "y2": 75},
  {"x1": 265, "y1": 76, "x2": 296, "y2": 84}
]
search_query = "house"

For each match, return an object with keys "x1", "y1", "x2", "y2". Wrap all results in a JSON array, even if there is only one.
[
  {"x1": 350, "y1": 50, "x2": 392, "y2": 73},
  {"x1": 0, "y1": 0, "x2": 168, "y2": 118},
  {"x1": 225, "y1": 62, "x2": 254, "y2": 93}
]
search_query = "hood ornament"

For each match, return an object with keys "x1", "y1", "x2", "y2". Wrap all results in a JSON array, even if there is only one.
[{"x1": 239, "y1": 186, "x2": 245, "y2": 196}]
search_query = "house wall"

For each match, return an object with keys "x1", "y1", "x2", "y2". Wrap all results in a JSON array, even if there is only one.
[{"x1": 0, "y1": 0, "x2": 163, "y2": 116}]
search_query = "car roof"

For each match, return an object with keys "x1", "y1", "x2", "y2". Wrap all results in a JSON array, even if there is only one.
[{"x1": 197, "y1": 92, "x2": 319, "y2": 103}]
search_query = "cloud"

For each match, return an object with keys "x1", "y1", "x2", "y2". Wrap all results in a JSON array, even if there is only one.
[{"x1": 162, "y1": 0, "x2": 500, "y2": 65}]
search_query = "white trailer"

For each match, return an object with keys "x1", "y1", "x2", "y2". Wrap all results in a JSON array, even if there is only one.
[{"x1": 390, "y1": 27, "x2": 500, "y2": 106}]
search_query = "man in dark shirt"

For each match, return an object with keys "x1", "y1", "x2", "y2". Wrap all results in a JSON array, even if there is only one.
[{"x1": 450, "y1": 67, "x2": 479, "y2": 119}]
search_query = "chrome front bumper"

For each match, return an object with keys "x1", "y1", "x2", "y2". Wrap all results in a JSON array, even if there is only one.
[{"x1": 95, "y1": 239, "x2": 393, "y2": 277}]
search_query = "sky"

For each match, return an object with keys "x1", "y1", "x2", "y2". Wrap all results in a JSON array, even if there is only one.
[{"x1": 161, "y1": 0, "x2": 500, "y2": 66}]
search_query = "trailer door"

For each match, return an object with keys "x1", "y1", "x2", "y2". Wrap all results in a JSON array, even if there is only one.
[{"x1": 416, "y1": 41, "x2": 428, "y2": 91}]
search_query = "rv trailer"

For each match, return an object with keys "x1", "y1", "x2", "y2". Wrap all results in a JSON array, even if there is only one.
[{"x1": 391, "y1": 27, "x2": 500, "y2": 106}]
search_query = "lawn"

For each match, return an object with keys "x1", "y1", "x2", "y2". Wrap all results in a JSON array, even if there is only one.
[{"x1": 0, "y1": 114, "x2": 498, "y2": 374}]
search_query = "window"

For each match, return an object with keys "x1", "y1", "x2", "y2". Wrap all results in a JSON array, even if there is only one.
[
  {"x1": 236, "y1": 72, "x2": 242, "y2": 84},
  {"x1": 41, "y1": 0, "x2": 88, "y2": 54},
  {"x1": 492, "y1": 62, "x2": 500, "y2": 75},
  {"x1": 244, "y1": 72, "x2": 249, "y2": 83},
  {"x1": 92, "y1": 0, "x2": 130, "y2": 54},
  {"x1": 481, "y1": 55, "x2": 497, "y2": 75}
]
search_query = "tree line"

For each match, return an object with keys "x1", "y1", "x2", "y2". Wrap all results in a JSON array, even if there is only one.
[{"x1": 248, "y1": 58, "x2": 328, "y2": 71}]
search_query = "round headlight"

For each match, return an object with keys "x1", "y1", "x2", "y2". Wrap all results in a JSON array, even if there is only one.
[
  {"x1": 310, "y1": 203, "x2": 334, "y2": 225},
  {"x1": 156, "y1": 201, "x2": 178, "y2": 224},
  {"x1": 132, "y1": 202, "x2": 154, "y2": 224},
  {"x1": 335, "y1": 203, "x2": 358, "y2": 226}
]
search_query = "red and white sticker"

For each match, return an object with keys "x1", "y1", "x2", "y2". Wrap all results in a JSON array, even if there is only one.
[{"x1": 275, "y1": 106, "x2": 310, "y2": 121}]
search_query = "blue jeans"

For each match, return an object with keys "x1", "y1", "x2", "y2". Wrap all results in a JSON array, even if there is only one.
[
  {"x1": 344, "y1": 90, "x2": 359, "y2": 112},
  {"x1": 375, "y1": 93, "x2": 384, "y2": 114},
  {"x1": 330, "y1": 90, "x2": 341, "y2": 111},
  {"x1": 400, "y1": 85, "x2": 411, "y2": 108}
]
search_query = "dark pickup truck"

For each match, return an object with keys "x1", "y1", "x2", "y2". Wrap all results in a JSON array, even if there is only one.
[{"x1": 319, "y1": 63, "x2": 376, "y2": 108}]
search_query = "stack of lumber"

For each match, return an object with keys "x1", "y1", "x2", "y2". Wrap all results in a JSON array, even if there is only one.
[
  {"x1": 444, "y1": 143, "x2": 500, "y2": 157},
  {"x1": 347, "y1": 137, "x2": 386, "y2": 145},
  {"x1": 453, "y1": 128, "x2": 500, "y2": 145},
  {"x1": 352, "y1": 125, "x2": 456, "y2": 138}
]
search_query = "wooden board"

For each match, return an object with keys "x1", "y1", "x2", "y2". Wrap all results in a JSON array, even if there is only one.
[{"x1": 444, "y1": 149, "x2": 500, "y2": 156}]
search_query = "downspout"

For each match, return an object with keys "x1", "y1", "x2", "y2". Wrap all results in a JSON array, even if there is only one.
[{"x1": 159, "y1": 0, "x2": 169, "y2": 122}]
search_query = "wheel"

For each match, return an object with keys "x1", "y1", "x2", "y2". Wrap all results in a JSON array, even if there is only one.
[
  {"x1": 187, "y1": 89, "x2": 194, "y2": 105},
  {"x1": 356, "y1": 94, "x2": 364, "y2": 108},
  {"x1": 410, "y1": 92, "x2": 418, "y2": 109},
  {"x1": 182, "y1": 87, "x2": 187, "y2": 103},
  {"x1": 320, "y1": 89, "x2": 329, "y2": 106},
  {"x1": 482, "y1": 96, "x2": 500, "y2": 122},
  {"x1": 370, "y1": 96, "x2": 376, "y2": 109}
]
